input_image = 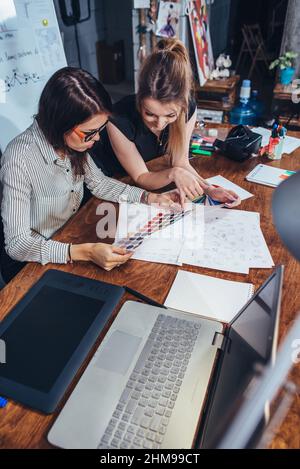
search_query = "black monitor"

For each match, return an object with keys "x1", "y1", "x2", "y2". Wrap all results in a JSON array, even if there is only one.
[
  {"x1": 199, "y1": 266, "x2": 283, "y2": 448},
  {"x1": 217, "y1": 314, "x2": 300, "y2": 448}
]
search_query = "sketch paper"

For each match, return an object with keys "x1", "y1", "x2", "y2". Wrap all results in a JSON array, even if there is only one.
[
  {"x1": 156, "y1": 1, "x2": 181, "y2": 38},
  {"x1": 179, "y1": 208, "x2": 274, "y2": 274},
  {"x1": 114, "y1": 204, "x2": 273, "y2": 274}
]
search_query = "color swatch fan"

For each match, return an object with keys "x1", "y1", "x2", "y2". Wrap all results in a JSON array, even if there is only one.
[{"x1": 114, "y1": 205, "x2": 189, "y2": 252}]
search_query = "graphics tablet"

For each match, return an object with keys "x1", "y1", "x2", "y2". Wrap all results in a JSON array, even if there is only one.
[{"x1": 0, "y1": 269, "x2": 124, "y2": 413}]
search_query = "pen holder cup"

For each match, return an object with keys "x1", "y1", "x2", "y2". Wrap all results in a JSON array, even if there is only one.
[{"x1": 268, "y1": 138, "x2": 284, "y2": 161}]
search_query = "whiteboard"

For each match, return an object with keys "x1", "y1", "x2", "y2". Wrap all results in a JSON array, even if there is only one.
[{"x1": 0, "y1": 0, "x2": 67, "y2": 152}]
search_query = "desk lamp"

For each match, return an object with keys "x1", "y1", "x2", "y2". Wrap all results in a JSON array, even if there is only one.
[{"x1": 272, "y1": 170, "x2": 300, "y2": 262}]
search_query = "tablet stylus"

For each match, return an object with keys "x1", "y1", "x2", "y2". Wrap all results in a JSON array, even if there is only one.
[{"x1": 124, "y1": 286, "x2": 167, "y2": 309}]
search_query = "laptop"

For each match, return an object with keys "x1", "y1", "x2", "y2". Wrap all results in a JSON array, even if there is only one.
[{"x1": 48, "y1": 266, "x2": 283, "y2": 449}]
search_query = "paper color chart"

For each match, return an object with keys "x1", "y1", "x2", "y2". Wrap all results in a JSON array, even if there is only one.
[{"x1": 115, "y1": 210, "x2": 188, "y2": 252}]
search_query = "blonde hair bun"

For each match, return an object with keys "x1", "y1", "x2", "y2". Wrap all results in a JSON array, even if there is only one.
[{"x1": 156, "y1": 38, "x2": 189, "y2": 64}]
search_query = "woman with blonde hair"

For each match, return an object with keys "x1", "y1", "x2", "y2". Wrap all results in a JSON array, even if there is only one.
[{"x1": 94, "y1": 38, "x2": 240, "y2": 207}]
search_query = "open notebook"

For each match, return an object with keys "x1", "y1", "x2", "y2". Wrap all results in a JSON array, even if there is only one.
[
  {"x1": 164, "y1": 271, "x2": 254, "y2": 323},
  {"x1": 246, "y1": 164, "x2": 296, "y2": 188}
]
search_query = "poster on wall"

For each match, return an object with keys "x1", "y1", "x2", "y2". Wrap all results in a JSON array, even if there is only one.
[
  {"x1": 188, "y1": 0, "x2": 214, "y2": 86},
  {"x1": 156, "y1": 1, "x2": 181, "y2": 38}
]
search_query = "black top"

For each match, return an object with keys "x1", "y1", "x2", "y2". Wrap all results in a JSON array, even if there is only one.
[{"x1": 90, "y1": 94, "x2": 197, "y2": 176}]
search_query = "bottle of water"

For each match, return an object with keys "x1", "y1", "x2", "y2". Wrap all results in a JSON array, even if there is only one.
[
  {"x1": 230, "y1": 80, "x2": 257, "y2": 125},
  {"x1": 250, "y1": 90, "x2": 264, "y2": 121}
]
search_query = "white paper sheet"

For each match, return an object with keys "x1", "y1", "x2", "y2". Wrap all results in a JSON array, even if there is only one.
[
  {"x1": 254, "y1": 127, "x2": 300, "y2": 154},
  {"x1": 114, "y1": 203, "x2": 204, "y2": 266},
  {"x1": 114, "y1": 204, "x2": 273, "y2": 274},
  {"x1": 165, "y1": 271, "x2": 254, "y2": 323},
  {"x1": 178, "y1": 208, "x2": 274, "y2": 274},
  {"x1": 246, "y1": 164, "x2": 296, "y2": 188},
  {"x1": 206, "y1": 175, "x2": 254, "y2": 201},
  {"x1": 132, "y1": 237, "x2": 183, "y2": 266}
]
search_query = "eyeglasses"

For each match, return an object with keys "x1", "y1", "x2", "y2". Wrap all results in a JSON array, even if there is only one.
[{"x1": 73, "y1": 120, "x2": 108, "y2": 142}]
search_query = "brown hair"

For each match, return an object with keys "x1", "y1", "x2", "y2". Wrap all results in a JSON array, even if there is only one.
[
  {"x1": 36, "y1": 67, "x2": 112, "y2": 177},
  {"x1": 136, "y1": 38, "x2": 193, "y2": 162}
]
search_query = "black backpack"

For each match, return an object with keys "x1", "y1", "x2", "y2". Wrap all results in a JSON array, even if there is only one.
[{"x1": 215, "y1": 125, "x2": 262, "y2": 162}]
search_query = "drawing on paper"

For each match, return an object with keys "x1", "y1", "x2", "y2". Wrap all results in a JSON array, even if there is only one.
[{"x1": 156, "y1": 1, "x2": 181, "y2": 38}]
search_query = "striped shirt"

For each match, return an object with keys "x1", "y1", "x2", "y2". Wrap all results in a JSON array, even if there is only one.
[{"x1": 0, "y1": 119, "x2": 144, "y2": 265}]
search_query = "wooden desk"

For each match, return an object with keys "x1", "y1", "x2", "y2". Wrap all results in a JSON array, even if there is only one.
[{"x1": 0, "y1": 130, "x2": 300, "y2": 449}]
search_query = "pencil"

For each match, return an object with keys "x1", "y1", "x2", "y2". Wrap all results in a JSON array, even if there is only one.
[{"x1": 124, "y1": 286, "x2": 167, "y2": 309}]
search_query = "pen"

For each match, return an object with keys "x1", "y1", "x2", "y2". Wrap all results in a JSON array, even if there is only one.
[
  {"x1": 191, "y1": 143, "x2": 216, "y2": 150},
  {"x1": 196, "y1": 146, "x2": 216, "y2": 152},
  {"x1": 124, "y1": 286, "x2": 167, "y2": 309},
  {"x1": 191, "y1": 149, "x2": 212, "y2": 156}
]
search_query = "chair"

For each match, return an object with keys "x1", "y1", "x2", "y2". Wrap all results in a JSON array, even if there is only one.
[{"x1": 236, "y1": 24, "x2": 271, "y2": 78}]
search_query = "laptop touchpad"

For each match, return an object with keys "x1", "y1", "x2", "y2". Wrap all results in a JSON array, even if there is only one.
[{"x1": 95, "y1": 330, "x2": 142, "y2": 375}]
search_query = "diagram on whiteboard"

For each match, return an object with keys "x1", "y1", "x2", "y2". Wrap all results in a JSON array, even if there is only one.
[
  {"x1": 0, "y1": 0, "x2": 67, "y2": 152},
  {"x1": 2, "y1": 69, "x2": 43, "y2": 92}
]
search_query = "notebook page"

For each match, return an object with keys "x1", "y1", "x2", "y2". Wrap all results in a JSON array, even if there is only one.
[{"x1": 165, "y1": 271, "x2": 254, "y2": 323}]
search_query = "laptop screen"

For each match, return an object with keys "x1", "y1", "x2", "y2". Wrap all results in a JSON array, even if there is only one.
[{"x1": 199, "y1": 267, "x2": 283, "y2": 448}]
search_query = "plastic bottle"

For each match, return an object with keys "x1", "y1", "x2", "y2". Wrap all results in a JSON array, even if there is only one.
[
  {"x1": 250, "y1": 90, "x2": 264, "y2": 120},
  {"x1": 230, "y1": 79, "x2": 257, "y2": 125}
]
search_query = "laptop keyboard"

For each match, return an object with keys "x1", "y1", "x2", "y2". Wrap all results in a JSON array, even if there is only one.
[{"x1": 98, "y1": 314, "x2": 201, "y2": 449}]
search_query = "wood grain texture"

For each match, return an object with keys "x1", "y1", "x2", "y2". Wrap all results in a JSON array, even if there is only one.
[{"x1": 0, "y1": 127, "x2": 300, "y2": 449}]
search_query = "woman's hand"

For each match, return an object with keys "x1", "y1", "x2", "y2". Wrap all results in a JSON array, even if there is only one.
[
  {"x1": 89, "y1": 243, "x2": 133, "y2": 271},
  {"x1": 147, "y1": 192, "x2": 182, "y2": 210},
  {"x1": 171, "y1": 167, "x2": 204, "y2": 206},
  {"x1": 206, "y1": 186, "x2": 241, "y2": 208}
]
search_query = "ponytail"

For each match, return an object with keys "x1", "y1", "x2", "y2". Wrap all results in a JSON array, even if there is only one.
[{"x1": 137, "y1": 39, "x2": 193, "y2": 162}]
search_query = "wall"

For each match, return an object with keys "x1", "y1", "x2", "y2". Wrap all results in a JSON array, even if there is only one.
[
  {"x1": 53, "y1": 0, "x2": 106, "y2": 78},
  {"x1": 103, "y1": 0, "x2": 134, "y2": 82},
  {"x1": 209, "y1": 0, "x2": 231, "y2": 59},
  {"x1": 280, "y1": 0, "x2": 300, "y2": 76},
  {"x1": 49, "y1": 2, "x2": 233, "y2": 84},
  {"x1": 53, "y1": 0, "x2": 134, "y2": 82}
]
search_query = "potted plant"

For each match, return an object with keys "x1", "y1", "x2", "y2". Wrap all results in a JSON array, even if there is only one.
[{"x1": 269, "y1": 51, "x2": 298, "y2": 85}]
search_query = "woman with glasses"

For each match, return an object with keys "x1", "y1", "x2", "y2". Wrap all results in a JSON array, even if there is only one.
[
  {"x1": 93, "y1": 38, "x2": 241, "y2": 207},
  {"x1": 0, "y1": 67, "x2": 178, "y2": 282}
]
